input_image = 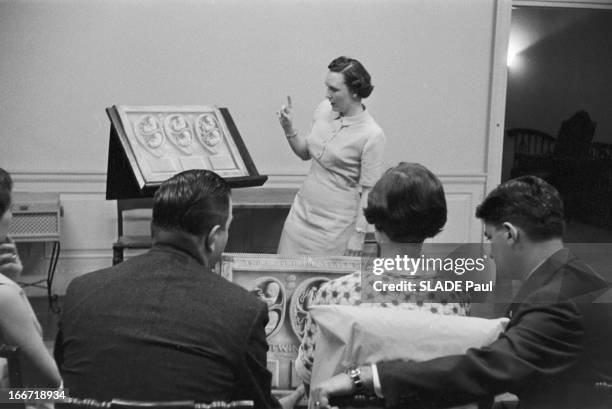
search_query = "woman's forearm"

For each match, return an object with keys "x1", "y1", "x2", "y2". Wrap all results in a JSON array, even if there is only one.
[
  {"x1": 285, "y1": 129, "x2": 310, "y2": 160},
  {"x1": 277, "y1": 102, "x2": 310, "y2": 160},
  {"x1": 0, "y1": 289, "x2": 62, "y2": 387}
]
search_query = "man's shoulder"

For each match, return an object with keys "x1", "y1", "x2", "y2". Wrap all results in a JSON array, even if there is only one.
[
  {"x1": 209, "y1": 273, "x2": 265, "y2": 309},
  {"x1": 527, "y1": 249, "x2": 609, "y2": 302},
  {"x1": 65, "y1": 251, "x2": 161, "y2": 293},
  {"x1": 68, "y1": 265, "x2": 116, "y2": 288},
  {"x1": 554, "y1": 250, "x2": 608, "y2": 293},
  {"x1": 65, "y1": 251, "x2": 265, "y2": 309}
]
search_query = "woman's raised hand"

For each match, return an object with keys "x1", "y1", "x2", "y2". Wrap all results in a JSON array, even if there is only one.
[
  {"x1": 277, "y1": 96, "x2": 294, "y2": 134},
  {"x1": 0, "y1": 238, "x2": 23, "y2": 279}
]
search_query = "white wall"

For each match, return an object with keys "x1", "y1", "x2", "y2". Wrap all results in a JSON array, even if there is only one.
[
  {"x1": 1, "y1": 0, "x2": 499, "y2": 175},
  {"x1": 0, "y1": 0, "x2": 506, "y2": 293}
]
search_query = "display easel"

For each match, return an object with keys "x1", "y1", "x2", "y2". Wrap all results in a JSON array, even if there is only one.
[
  {"x1": 105, "y1": 105, "x2": 268, "y2": 263},
  {"x1": 105, "y1": 105, "x2": 267, "y2": 199}
]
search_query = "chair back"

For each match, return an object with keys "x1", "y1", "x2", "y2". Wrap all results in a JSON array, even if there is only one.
[
  {"x1": 112, "y1": 198, "x2": 154, "y2": 264},
  {"x1": 115, "y1": 198, "x2": 154, "y2": 238},
  {"x1": 0, "y1": 344, "x2": 24, "y2": 409},
  {"x1": 0, "y1": 344, "x2": 23, "y2": 388},
  {"x1": 329, "y1": 394, "x2": 385, "y2": 408},
  {"x1": 57, "y1": 398, "x2": 254, "y2": 409},
  {"x1": 504, "y1": 128, "x2": 556, "y2": 180}
]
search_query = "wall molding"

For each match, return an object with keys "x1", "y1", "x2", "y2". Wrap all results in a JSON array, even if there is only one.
[
  {"x1": 513, "y1": 0, "x2": 612, "y2": 9},
  {"x1": 11, "y1": 170, "x2": 487, "y2": 189},
  {"x1": 12, "y1": 171, "x2": 487, "y2": 295}
]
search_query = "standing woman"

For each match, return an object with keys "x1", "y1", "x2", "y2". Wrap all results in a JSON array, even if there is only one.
[{"x1": 277, "y1": 56, "x2": 386, "y2": 256}]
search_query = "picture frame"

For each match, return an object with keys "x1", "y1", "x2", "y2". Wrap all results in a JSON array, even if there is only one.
[
  {"x1": 217, "y1": 253, "x2": 361, "y2": 392},
  {"x1": 106, "y1": 105, "x2": 267, "y2": 199}
]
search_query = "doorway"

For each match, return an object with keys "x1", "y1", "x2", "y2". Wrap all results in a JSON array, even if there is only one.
[{"x1": 502, "y1": 3, "x2": 612, "y2": 244}]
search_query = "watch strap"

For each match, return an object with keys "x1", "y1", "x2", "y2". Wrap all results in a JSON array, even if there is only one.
[{"x1": 346, "y1": 366, "x2": 364, "y2": 392}]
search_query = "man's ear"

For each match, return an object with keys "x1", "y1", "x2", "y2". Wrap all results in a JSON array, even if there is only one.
[
  {"x1": 206, "y1": 225, "x2": 222, "y2": 252},
  {"x1": 502, "y1": 222, "x2": 519, "y2": 244}
]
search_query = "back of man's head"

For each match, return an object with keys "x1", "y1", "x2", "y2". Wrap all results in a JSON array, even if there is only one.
[
  {"x1": 152, "y1": 169, "x2": 230, "y2": 238},
  {"x1": 476, "y1": 175, "x2": 564, "y2": 241}
]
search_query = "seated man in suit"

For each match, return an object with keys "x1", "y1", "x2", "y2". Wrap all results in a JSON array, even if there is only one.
[
  {"x1": 55, "y1": 170, "x2": 285, "y2": 408},
  {"x1": 312, "y1": 176, "x2": 612, "y2": 409}
]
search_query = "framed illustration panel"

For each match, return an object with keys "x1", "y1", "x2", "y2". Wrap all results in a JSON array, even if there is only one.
[
  {"x1": 217, "y1": 253, "x2": 361, "y2": 393},
  {"x1": 106, "y1": 105, "x2": 267, "y2": 199}
]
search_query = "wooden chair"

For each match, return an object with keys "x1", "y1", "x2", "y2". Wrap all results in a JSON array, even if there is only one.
[
  {"x1": 112, "y1": 198, "x2": 154, "y2": 265},
  {"x1": 329, "y1": 394, "x2": 385, "y2": 408},
  {"x1": 0, "y1": 344, "x2": 24, "y2": 409},
  {"x1": 0, "y1": 344, "x2": 23, "y2": 388},
  {"x1": 504, "y1": 128, "x2": 556, "y2": 180},
  {"x1": 330, "y1": 394, "x2": 501, "y2": 409},
  {"x1": 57, "y1": 398, "x2": 254, "y2": 409}
]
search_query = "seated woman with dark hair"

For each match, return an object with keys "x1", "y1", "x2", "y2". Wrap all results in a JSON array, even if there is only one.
[
  {"x1": 294, "y1": 162, "x2": 470, "y2": 386},
  {"x1": 0, "y1": 168, "x2": 61, "y2": 393}
]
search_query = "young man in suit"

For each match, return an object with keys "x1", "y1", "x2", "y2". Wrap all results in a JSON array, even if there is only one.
[
  {"x1": 55, "y1": 170, "x2": 282, "y2": 408},
  {"x1": 312, "y1": 175, "x2": 612, "y2": 409}
]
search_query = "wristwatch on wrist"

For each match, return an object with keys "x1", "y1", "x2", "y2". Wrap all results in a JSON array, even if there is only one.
[{"x1": 346, "y1": 366, "x2": 365, "y2": 393}]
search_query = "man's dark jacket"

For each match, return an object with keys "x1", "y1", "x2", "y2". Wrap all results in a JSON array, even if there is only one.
[
  {"x1": 377, "y1": 248, "x2": 612, "y2": 409},
  {"x1": 54, "y1": 244, "x2": 279, "y2": 409}
]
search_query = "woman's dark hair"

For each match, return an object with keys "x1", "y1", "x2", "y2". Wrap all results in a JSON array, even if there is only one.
[
  {"x1": 0, "y1": 168, "x2": 13, "y2": 216},
  {"x1": 328, "y1": 56, "x2": 374, "y2": 99},
  {"x1": 476, "y1": 175, "x2": 565, "y2": 241},
  {"x1": 364, "y1": 162, "x2": 447, "y2": 242},
  {"x1": 152, "y1": 169, "x2": 230, "y2": 237}
]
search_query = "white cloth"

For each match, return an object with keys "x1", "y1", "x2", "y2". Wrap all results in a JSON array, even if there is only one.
[
  {"x1": 295, "y1": 271, "x2": 469, "y2": 385},
  {"x1": 309, "y1": 305, "x2": 508, "y2": 392}
]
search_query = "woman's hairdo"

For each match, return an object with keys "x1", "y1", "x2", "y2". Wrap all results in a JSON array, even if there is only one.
[
  {"x1": 328, "y1": 56, "x2": 374, "y2": 99},
  {"x1": 364, "y1": 162, "x2": 447, "y2": 242}
]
